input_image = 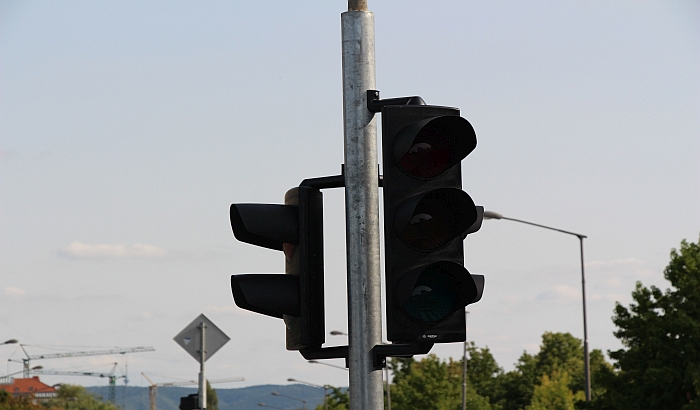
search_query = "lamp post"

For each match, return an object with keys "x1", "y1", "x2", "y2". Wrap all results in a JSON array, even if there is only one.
[
  {"x1": 308, "y1": 360, "x2": 349, "y2": 372},
  {"x1": 330, "y1": 329, "x2": 392, "y2": 409},
  {"x1": 271, "y1": 391, "x2": 307, "y2": 410},
  {"x1": 287, "y1": 378, "x2": 329, "y2": 410},
  {"x1": 462, "y1": 311, "x2": 469, "y2": 410},
  {"x1": 483, "y1": 210, "x2": 591, "y2": 401},
  {"x1": 258, "y1": 403, "x2": 286, "y2": 410}
]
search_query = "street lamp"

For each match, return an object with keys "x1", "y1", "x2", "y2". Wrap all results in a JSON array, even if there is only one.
[
  {"x1": 258, "y1": 403, "x2": 286, "y2": 410},
  {"x1": 287, "y1": 378, "x2": 329, "y2": 410},
  {"x1": 483, "y1": 210, "x2": 591, "y2": 401},
  {"x1": 330, "y1": 329, "x2": 393, "y2": 410},
  {"x1": 308, "y1": 360, "x2": 348, "y2": 372},
  {"x1": 271, "y1": 391, "x2": 307, "y2": 410},
  {"x1": 1, "y1": 339, "x2": 18, "y2": 346},
  {"x1": 462, "y1": 311, "x2": 469, "y2": 410}
]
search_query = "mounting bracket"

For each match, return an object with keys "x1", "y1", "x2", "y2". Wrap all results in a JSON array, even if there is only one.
[
  {"x1": 371, "y1": 342, "x2": 434, "y2": 370},
  {"x1": 366, "y1": 90, "x2": 426, "y2": 113}
]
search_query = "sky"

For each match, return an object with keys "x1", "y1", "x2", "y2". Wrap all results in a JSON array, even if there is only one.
[{"x1": 1, "y1": 0, "x2": 699, "y2": 393}]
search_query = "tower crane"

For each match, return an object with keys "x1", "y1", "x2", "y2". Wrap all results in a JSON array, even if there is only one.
[
  {"x1": 9, "y1": 344, "x2": 155, "y2": 378},
  {"x1": 141, "y1": 372, "x2": 244, "y2": 410},
  {"x1": 33, "y1": 362, "x2": 124, "y2": 404}
]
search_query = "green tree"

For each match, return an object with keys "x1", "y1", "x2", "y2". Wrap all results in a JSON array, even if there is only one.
[
  {"x1": 491, "y1": 332, "x2": 608, "y2": 410},
  {"x1": 526, "y1": 370, "x2": 584, "y2": 410},
  {"x1": 206, "y1": 380, "x2": 219, "y2": 410},
  {"x1": 315, "y1": 386, "x2": 348, "y2": 410},
  {"x1": 466, "y1": 342, "x2": 505, "y2": 404},
  {"x1": 46, "y1": 384, "x2": 119, "y2": 410},
  {"x1": 0, "y1": 389, "x2": 59, "y2": 410},
  {"x1": 390, "y1": 354, "x2": 492, "y2": 410},
  {"x1": 594, "y1": 236, "x2": 700, "y2": 410}
]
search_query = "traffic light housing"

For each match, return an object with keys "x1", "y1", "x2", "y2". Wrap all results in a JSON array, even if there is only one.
[
  {"x1": 230, "y1": 186, "x2": 324, "y2": 351},
  {"x1": 179, "y1": 394, "x2": 198, "y2": 410},
  {"x1": 381, "y1": 104, "x2": 483, "y2": 344}
]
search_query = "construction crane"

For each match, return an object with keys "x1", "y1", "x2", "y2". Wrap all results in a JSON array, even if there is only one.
[
  {"x1": 142, "y1": 372, "x2": 244, "y2": 410},
  {"x1": 33, "y1": 362, "x2": 124, "y2": 404},
  {"x1": 9, "y1": 344, "x2": 155, "y2": 378}
]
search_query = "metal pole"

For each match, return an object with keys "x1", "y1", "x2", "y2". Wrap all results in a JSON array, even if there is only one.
[
  {"x1": 385, "y1": 367, "x2": 391, "y2": 410},
  {"x1": 580, "y1": 237, "x2": 591, "y2": 401},
  {"x1": 199, "y1": 322, "x2": 207, "y2": 410},
  {"x1": 462, "y1": 311, "x2": 468, "y2": 410},
  {"x1": 341, "y1": 1, "x2": 383, "y2": 409},
  {"x1": 483, "y1": 211, "x2": 591, "y2": 402}
]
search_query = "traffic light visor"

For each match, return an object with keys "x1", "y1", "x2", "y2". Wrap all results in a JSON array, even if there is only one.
[
  {"x1": 230, "y1": 204, "x2": 299, "y2": 251},
  {"x1": 394, "y1": 116, "x2": 476, "y2": 179},
  {"x1": 231, "y1": 274, "x2": 300, "y2": 318},
  {"x1": 397, "y1": 261, "x2": 476, "y2": 324},
  {"x1": 395, "y1": 188, "x2": 477, "y2": 252}
]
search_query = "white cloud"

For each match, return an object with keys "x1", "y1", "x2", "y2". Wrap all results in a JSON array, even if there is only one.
[
  {"x1": 5, "y1": 287, "x2": 25, "y2": 297},
  {"x1": 59, "y1": 242, "x2": 166, "y2": 259},
  {"x1": 535, "y1": 285, "x2": 580, "y2": 302}
]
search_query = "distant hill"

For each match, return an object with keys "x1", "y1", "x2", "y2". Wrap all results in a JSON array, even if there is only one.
[{"x1": 87, "y1": 384, "x2": 326, "y2": 410}]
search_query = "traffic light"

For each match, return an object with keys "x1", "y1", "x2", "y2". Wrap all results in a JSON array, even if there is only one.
[
  {"x1": 381, "y1": 103, "x2": 483, "y2": 344},
  {"x1": 230, "y1": 186, "x2": 324, "y2": 351},
  {"x1": 179, "y1": 394, "x2": 198, "y2": 410}
]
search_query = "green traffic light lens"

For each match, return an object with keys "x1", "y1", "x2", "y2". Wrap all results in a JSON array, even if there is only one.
[{"x1": 402, "y1": 263, "x2": 460, "y2": 324}]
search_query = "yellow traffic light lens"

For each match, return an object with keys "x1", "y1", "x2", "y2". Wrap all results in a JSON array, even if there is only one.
[
  {"x1": 400, "y1": 198, "x2": 455, "y2": 251},
  {"x1": 397, "y1": 188, "x2": 477, "y2": 252},
  {"x1": 399, "y1": 142, "x2": 451, "y2": 179}
]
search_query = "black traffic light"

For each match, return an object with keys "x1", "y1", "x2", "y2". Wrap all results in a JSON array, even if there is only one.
[
  {"x1": 230, "y1": 186, "x2": 324, "y2": 351},
  {"x1": 381, "y1": 103, "x2": 483, "y2": 344},
  {"x1": 179, "y1": 394, "x2": 198, "y2": 410}
]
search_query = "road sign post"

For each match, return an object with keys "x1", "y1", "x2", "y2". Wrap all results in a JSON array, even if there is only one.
[{"x1": 174, "y1": 314, "x2": 230, "y2": 410}]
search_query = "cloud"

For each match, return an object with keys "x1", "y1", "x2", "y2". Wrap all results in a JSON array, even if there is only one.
[
  {"x1": 59, "y1": 242, "x2": 166, "y2": 259},
  {"x1": 535, "y1": 285, "x2": 580, "y2": 302},
  {"x1": 4, "y1": 287, "x2": 25, "y2": 297}
]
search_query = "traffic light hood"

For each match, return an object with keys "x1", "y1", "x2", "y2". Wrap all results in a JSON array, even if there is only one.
[
  {"x1": 393, "y1": 115, "x2": 476, "y2": 180},
  {"x1": 230, "y1": 204, "x2": 299, "y2": 251}
]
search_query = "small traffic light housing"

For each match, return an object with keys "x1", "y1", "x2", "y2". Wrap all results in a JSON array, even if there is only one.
[
  {"x1": 230, "y1": 186, "x2": 324, "y2": 351},
  {"x1": 179, "y1": 394, "x2": 198, "y2": 410},
  {"x1": 381, "y1": 103, "x2": 483, "y2": 344}
]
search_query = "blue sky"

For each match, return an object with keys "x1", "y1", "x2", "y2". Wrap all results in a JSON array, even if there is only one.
[{"x1": 1, "y1": 1, "x2": 699, "y2": 391}]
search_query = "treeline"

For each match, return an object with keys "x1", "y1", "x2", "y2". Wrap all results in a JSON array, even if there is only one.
[
  {"x1": 322, "y1": 236, "x2": 700, "y2": 410},
  {"x1": 0, "y1": 385, "x2": 118, "y2": 410}
]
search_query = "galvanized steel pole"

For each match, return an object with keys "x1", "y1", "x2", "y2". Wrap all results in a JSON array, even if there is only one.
[
  {"x1": 580, "y1": 237, "x2": 591, "y2": 401},
  {"x1": 198, "y1": 322, "x2": 207, "y2": 410},
  {"x1": 341, "y1": 1, "x2": 384, "y2": 409}
]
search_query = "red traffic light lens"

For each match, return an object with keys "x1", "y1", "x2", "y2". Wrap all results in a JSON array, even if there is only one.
[
  {"x1": 396, "y1": 116, "x2": 475, "y2": 179},
  {"x1": 397, "y1": 188, "x2": 477, "y2": 252}
]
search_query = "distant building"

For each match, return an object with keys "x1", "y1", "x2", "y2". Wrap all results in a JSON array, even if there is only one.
[{"x1": 0, "y1": 376, "x2": 58, "y2": 401}]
